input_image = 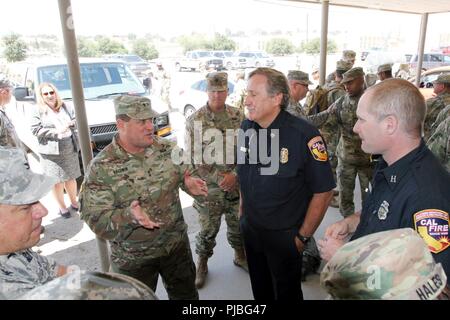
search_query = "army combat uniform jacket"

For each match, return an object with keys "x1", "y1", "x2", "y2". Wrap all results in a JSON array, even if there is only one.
[
  {"x1": 0, "y1": 249, "x2": 58, "y2": 299},
  {"x1": 79, "y1": 135, "x2": 192, "y2": 269}
]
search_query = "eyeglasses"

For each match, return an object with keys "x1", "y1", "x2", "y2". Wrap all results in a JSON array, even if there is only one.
[{"x1": 42, "y1": 91, "x2": 55, "y2": 96}]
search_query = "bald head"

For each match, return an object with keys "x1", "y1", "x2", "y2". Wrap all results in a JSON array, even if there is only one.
[{"x1": 363, "y1": 79, "x2": 426, "y2": 137}]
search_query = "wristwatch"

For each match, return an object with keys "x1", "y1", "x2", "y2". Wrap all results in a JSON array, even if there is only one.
[{"x1": 296, "y1": 232, "x2": 311, "y2": 245}]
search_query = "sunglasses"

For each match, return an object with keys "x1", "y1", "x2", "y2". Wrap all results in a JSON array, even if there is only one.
[{"x1": 42, "y1": 91, "x2": 55, "y2": 96}]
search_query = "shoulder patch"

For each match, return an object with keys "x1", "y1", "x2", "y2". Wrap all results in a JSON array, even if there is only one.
[
  {"x1": 307, "y1": 136, "x2": 328, "y2": 162},
  {"x1": 414, "y1": 209, "x2": 449, "y2": 254}
]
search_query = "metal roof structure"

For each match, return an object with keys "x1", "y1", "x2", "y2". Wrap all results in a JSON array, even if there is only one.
[{"x1": 281, "y1": 0, "x2": 450, "y2": 14}]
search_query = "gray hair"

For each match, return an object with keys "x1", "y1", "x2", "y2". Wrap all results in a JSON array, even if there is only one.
[
  {"x1": 248, "y1": 68, "x2": 290, "y2": 110},
  {"x1": 364, "y1": 78, "x2": 426, "y2": 137}
]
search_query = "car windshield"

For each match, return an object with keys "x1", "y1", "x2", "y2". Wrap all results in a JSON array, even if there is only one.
[
  {"x1": 223, "y1": 51, "x2": 233, "y2": 57},
  {"x1": 121, "y1": 55, "x2": 143, "y2": 63},
  {"x1": 255, "y1": 52, "x2": 269, "y2": 58},
  {"x1": 197, "y1": 51, "x2": 212, "y2": 58},
  {"x1": 37, "y1": 62, "x2": 146, "y2": 100}
]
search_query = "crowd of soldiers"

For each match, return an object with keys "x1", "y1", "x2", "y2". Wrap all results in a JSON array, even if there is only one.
[{"x1": 0, "y1": 47, "x2": 449, "y2": 300}]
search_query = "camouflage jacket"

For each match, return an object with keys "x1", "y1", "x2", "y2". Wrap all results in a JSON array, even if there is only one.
[
  {"x1": 309, "y1": 93, "x2": 370, "y2": 164},
  {"x1": 430, "y1": 104, "x2": 450, "y2": 137},
  {"x1": 79, "y1": 135, "x2": 191, "y2": 265},
  {"x1": 185, "y1": 104, "x2": 242, "y2": 200},
  {"x1": 0, "y1": 249, "x2": 58, "y2": 299},
  {"x1": 0, "y1": 108, "x2": 22, "y2": 148},
  {"x1": 424, "y1": 92, "x2": 450, "y2": 140},
  {"x1": 286, "y1": 101, "x2": 307, "y2": 119},
  {"x1": 320, "y1": 83, "x2": 345, "y2": 147},
  {"x1": 427, "y1": 116, "x2": 450, "y2": 172}
]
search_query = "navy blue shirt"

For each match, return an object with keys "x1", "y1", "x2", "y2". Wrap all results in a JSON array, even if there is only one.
[
  {"x1": 352, "y1": 140, "x2": 450, "y2": 282},
  {"x1": 237, "y1": 110, "x2": 335, "y2": 230}
]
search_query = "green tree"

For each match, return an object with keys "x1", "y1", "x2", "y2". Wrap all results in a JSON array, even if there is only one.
[
  {"x1": 207, "y1": 33, "x2": 236, "y2": 51},
  {"x1": 177, "y1": 34, "x2": 208, "y2": 53},
  {"x1": 266, "y1": 38, "x2": 294, "y2": 56},
  {"x1": 132, "y1": 39, "x2": 159, "y2": 60},
  {"x1": 77, "y1": 37, "x2": 99, "y2": 57},
  {"x1": 94, "y1": 36, "x2": 127, "y2": 55},
  {"x1": 2, "y1": 33, "x2": 27, "y2": 62},
  {"x1": 298, "y1": 37, "x2": 337, "y2": 55}
]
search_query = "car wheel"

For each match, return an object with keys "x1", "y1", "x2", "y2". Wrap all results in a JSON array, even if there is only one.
[{"x1": 184, "y1": 105, "x2": 196, "y2": 118}]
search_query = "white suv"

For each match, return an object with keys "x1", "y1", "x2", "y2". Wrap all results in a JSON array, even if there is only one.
[{"x1": 234, "y1": 51, "x2": 275, "y2": 69}]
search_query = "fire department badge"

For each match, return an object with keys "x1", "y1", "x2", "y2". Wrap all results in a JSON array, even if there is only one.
[
  {"x1": 414, "y1": 209, "x2": 449, "y2": 254},
  {"x1": 307, "y1": 136, "x2": 328, "y2": 162},
  {"x1": 280, "y1": 148, "x2": 289, "y2": 164}
]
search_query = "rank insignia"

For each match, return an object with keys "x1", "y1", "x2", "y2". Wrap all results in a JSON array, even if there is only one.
[
  {"x1": 377, "y1": 200, "x2": 389, "y2": 220},
  {"x1": 307, "y1": 136, "x2": 328, "y2": 162},
  {"x1": 414, "y1": 209, "x2": 449, "y2": 254},
  {"x1": 280, "y1": 148, "x2": 289, "y2": 164}
]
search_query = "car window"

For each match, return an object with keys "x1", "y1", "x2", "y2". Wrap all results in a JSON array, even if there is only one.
[
  {"x1": 197, "y1": 51, "x2": 211, "y2": 58},
  {"x1": 224, "y1": 51, "x2": 233, "y2": 57},
  {"x1": 37, "y1": 62, "x2": 146, "y2": 100},
  {"x1": 122, "y1": 55, "x2": 143, "y2": 63},
  {"x1": 444, "y1": 56, "x2": 450, "y2": 63},
  {"x1": 430, "y1": 54, "x2": 443, "y2": 62}
]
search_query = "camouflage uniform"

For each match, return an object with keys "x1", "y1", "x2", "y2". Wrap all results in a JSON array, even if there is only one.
[
  {"x1": 186, "y1": 104, "x2": 244, "y2": 258},
  {"x1": 0, "y1": 108, "x2": 23, "y2": 148},
  {"x1": 424, "y1": 92, "x2": 450, "y2": 140},
  {"x1": 286, "y1": 70, "x2": 312, "y2": 120},
  {"x1": 155, "y1": 65, "x2": 172, "y2": 111},
  {"x1": 427, "y1": 115, "x2": 450, "y2": 172},
  {"x1": 18, "y1": 271, "x2": 158, "y2": 300},
  {"x1": 310, "y1": 68, "x2": 372, "y2": 217},
  {"x1": 0, "y1": 147, "x2": 59, "y2": 299},
  {"x1": 79, "y1": 96, "x2": 198, "y2": 300},
  {"x1": 286, "y1": 101, "x2": 307, "y2": 119},
  {"x1": 0, "y1": 249, "x2": 59, "y2": 299},
  {"x1": 395, "y1": 63, "x2": 410, "y2": 80},
  {"x1": 321, "y1": 228, "x2": 448, "y2": 300}
]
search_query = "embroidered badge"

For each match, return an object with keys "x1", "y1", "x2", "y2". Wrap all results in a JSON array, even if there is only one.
[
  {"x1": 377, "y1": 200, "x2": 389, "y2": 220},
  {"x1": 280, "y1": 148, "x2": 289, "y2": 164},
  {"x1": 414, "y1": 209, "x2": 449, "y2": 254},
  {"x1": 307, "y1": 136, "x2": 328, "y2": 162}
]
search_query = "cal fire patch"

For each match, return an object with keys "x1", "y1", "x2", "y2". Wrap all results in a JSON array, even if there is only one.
[
  {"x1": 414, "y1": 209, "x2": 449, "y2": 254},
  {"x1": 307, "y1": 136, "x2": 328, "y2": 162}
]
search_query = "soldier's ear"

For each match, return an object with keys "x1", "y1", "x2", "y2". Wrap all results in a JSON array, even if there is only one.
[{"x1": 384, "y1": 114, "x2": 398, "y2": 135}]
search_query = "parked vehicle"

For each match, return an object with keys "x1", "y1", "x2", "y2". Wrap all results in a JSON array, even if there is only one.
[
  {"x1": 175, "y1": 51, "x2": 223, "y2": 72},
  {"x1": 211, "y1": 50, "x2": 235, "y2": 70},
  {"x1": 103, "y1": 54, "x2": 152, "y2": 78},
  {"x1": 175, "y1": 78, "x2": 235, "y2": 118},
  {"x1": 233, "y1": 51, "x2": 275, "y2": 69},
  {"x1": 409, "y1": 66, "x2": 450, "y2": 100},
  {"x1": 409, "y1": 53, "x2": 450, "y2": 71},
  {"x1": 10, "y1": 58, "x2": 172, "y2": 157}
]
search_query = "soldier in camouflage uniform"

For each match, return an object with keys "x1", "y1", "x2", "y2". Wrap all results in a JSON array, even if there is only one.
[
  {"x1": 79, "y1": 95, "x2": 208, "y2": 300},
  {"x1": 310, "y1": 68, "x2": 372, "y2": 217},
  {"x1": 286, "y1": 70, "x2": 311, "y2": 119},
  {"x1": 232, "y1": 69, "x2": 247, "y2": 115},
  {"x1": 18, "y1": 271, "x2": 158, "y2": 300},
  {"x1": 395, "y1": 63, "x2": 410, "y2": 80},
  {"x1": 0, "y1": 147, "x2": 68, "y2": 299},
  {"x1": 321, "y1": 228, "x2": 449, "y2": 300},
  {"x1": 0, "y1": 79, "x2": 24, "y2": 150},
  {"x1": 185, "y1": 72, "x2": 247, "y2": 289},
  {"x1": 427, "y1": 108, "x2": 449, "y2": 172},
  {"x1": 325, "y1": 50, "x2": 356, "y2": 85},
  {"x1": 423, "y1": 74, "x2": 450, "y2": 140},
  {"x1": 377, "y1": 63, "x2": 393, "y2": 81},
  {"x1": 155, "y1": 62, "x2": 172, "y2": 111}
]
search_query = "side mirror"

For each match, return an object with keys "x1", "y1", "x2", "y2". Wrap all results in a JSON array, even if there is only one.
[{"x1": 13, "y1": 87, "x2": 34, "y2": 101}]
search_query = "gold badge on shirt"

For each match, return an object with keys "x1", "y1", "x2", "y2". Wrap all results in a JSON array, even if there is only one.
[{"x1": 280, "y1": 148, "x2": 289, "y2": 164}]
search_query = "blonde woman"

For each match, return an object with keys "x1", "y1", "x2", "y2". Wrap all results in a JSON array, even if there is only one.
[{"x1": 30, "y1": 82, "x2": 80, "y2": 218}]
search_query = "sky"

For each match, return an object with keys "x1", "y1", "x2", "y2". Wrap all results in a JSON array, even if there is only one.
[{"x1": 1, "y1": 0, "x2": 449, "y2": 51}]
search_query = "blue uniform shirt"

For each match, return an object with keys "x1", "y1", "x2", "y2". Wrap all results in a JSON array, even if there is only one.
[
  {"x1": 352, "y1": 140, "x2": 450, "y2": 283},
  {"x1": 237, "y1": 110, "x2": 335, "y2": 230}
]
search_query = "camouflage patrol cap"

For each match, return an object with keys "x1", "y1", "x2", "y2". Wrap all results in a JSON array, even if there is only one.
[
  {"x1": 433, "y1": 73, "x2": 450, "y2": 84},
  {"x1": 398, "y1": 63, "x2": 409, "y2": 71},
  {"x1": 206, "y1": 72, "x2": 228, "y2": 91},
  {"x1": 287, "y1": 70, "x2": 313, "y2": 85},
  {"x1": 336, "y1": 60, "x2": 353, "y2": 72},
  {"x1": 0, "y1": 147, "x2": 56, "y2": 205},
  {"x1": 377, "y1": 63, "x2": 393, "y2": 73},
  {"x1": 320, "y1": 228, "x2": 447, "y2": 300},
  {"x1": 341, "y1": 67, "x2": 365, "y2": 84},
  {"x1": 342, "y1": 50, "x2": 356, "y2": 62},
  {"x1": 18, "y1": 271, "x2": 159, "y2": 300},
  {"x1": 113, "y1": 95, "x2": 158, "y2": 120}
]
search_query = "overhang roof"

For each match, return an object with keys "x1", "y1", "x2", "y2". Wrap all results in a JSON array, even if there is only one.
[{"x1": 281, "y1": 0, "x2": 450, "y2": 15}]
